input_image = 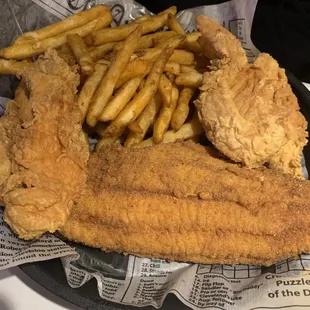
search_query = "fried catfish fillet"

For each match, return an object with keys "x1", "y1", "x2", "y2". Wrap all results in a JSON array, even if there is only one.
[
  {"x1": 195, "y1": 15, "x2": 308, "y2": 178},
  {"x1": 60, "y1": 142, "x2": 310, "y2": 266},
  {"x1": 0, "y1": 50, "x2": 89, "y2": 239}
]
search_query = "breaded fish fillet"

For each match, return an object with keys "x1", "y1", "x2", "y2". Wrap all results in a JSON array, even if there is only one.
[{"x1": 60, "y1": 142, "x2": 310, "y2": 266}]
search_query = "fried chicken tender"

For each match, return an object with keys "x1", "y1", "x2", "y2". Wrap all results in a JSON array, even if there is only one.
[
  {"x1": 195, "y1": 16, "x2": 308, "y2": 178},
  {"x1": 0, "y1": 50, "x2": 89, "y2": 239},
  {"x1": 60, "y1": 142, "x2": 310, "y2": 266},
  {"x1": 0, "y1": 99, "x2": 20, "y2": 193}
]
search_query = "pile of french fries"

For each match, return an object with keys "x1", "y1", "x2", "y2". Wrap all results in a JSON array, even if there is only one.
[{"x1": 0, "y1": 5, "x2": 205, "y2": 150}]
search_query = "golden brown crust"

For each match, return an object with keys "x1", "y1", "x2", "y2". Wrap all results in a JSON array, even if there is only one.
[
  {"x1": 195, "y1": 16, "x2": 308, "y2": 178},
  {"x1": 60, "y1": 142, "x2": 310, "y2": 266},
  {"x1": 1, "y1": 50, "x2": 89, "y2": 239}
]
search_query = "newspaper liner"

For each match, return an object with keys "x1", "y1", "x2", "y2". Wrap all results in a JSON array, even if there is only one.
[{"x1": 1, "y1": 0, "x2": 310, "y2": 309}]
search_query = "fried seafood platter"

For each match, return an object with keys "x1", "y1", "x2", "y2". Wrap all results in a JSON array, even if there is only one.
[{"x1": 0, "y1": 5, "x2": 309, "y2": 266}]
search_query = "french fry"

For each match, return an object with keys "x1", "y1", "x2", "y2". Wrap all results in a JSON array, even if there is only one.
[
  {"x1": 115, "y1": 59, "x2": 152, "y2": 88},
  {"x1": 91, "y1": 6, "x2": 177, "y2": 46},
  {"x1": 179, "y1": 32, "x2": 202, "y2": 53},
  {"x1": 175, "y1": 72, "x2": 203, "y2": 88},
  {"x1": 124, "y1": 132, "x2": 143, "y2": 147},
  {"x1": 92, "y1": 23, "x2": 138, "y2": 46},
  {"x1": 127, "y1": 92, "x2": 162, "y2": 136},
  {"x1": 96, "y1": 136, "x2": 122, "y2": 151},
  {"x1": 89, "y1": 42, "x2": 115, "y2": 61},
  {"x1": 171, "y1": 87, "x2": 195, "y2": 130},
  {"x1": 86, "y1": 26, "x2": 142, "y2": 127},
  {"x1": 113, "y1": 31, "x2": 176, "y2": 52},
  {"x1": 116, "y1": 59, "x2": 182, "y2": 89},
  {"x1": 153, "y1": 85, "x2": 179, "y2": 144},
  {"x1": 155, "y1": 35, "x2": 186, "y2": 49},
  {"x1": 103, "y1": 49, "x2": 124, "y2": 62},
  {"x1": 103, "y1": 46, "x2": 174, "y2": 137},
  {"x1": 138, "y1": 48, "x2": 194, "y2": 65},
  {"x1": 0, "y1": 59, "x2": 33, "y2": 75},
  {"x1": 180, "y1": 64, "x2": 198, "y2": 73},
  {"x1": 169, "y1": 50, "x2": 195, "y2": 65},
  {"x1": 164, "y1": 61, "x2": 180, "y2": 75},
  {"x1": 99, "y1": 75, "x2": 144, "y2": 122},
  {"x1": 77, "y1": 63, "x2": 108, "y2": 120},
  {"x1": 57, "y1": 44, "x2": 76, "y2": 66},
  {"x1": 186, "y1": 41, "x2": 202, "y2": 53},
  {"x1": 96, "y1": 59, "x2": 111, "y2": 66},
  {"x1": 138, "y1": 31, "x2": 177, "y2": 48},
  {"x1": 138, "y1": 78, "x2": 146, "y2": 91},
  {"x1": 87, "y1": 26, "x2": 141, "y2": 126},
  {"x1": 134, "y1": 15, "x2": 152, "y2": 23},
  {"x1": 167, "y1": 13, "x2": 186, "y2": 35},
  {"x1": 124, "y1": 96, "x2": 161, "y2": 147},
  {"x1": 158, "y1": 74, "x2": 172, "y2": 107},
  {"x1": 135, "y1": 117, "x2": 203, "y2": 148},
  {"x1": 186, "y1": 32, "x2": 202, "y2": 52},
  {"x1": 135, "y1": 48, "x2": 168, "y2": 60},
  {"x1": 13, "y1": 6, "x2": 112, "y2": 44},
  {"x1": 0, "y1": 17, "x2": 112, "y2": 60},
  {"x1": 157, "y1": 7, "x2": 176, "y2": 16},
  {"x1": 67, "y1": 34, "x2": 94, "y2": 75}
]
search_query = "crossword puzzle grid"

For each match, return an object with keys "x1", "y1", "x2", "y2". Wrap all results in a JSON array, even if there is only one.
[{"x1": 196, "y1": 255, "x2": 310, "y2": 279}]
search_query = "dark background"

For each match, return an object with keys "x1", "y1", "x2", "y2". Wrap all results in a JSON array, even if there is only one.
[{"x1": 139, "y1": 0, "x2": 310, "y2": 83}]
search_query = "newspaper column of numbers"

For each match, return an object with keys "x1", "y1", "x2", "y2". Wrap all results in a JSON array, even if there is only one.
[
  {"x1": 189, "y1": 274, "x2": 202, "y2": 303},
  {"x1": 123, "y1": 258, "x2": 177, "y2": 305}
]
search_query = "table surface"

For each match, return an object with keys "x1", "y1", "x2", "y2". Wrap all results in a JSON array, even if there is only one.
[
  {"x1": 0, "y1": 267, "x2": 82, "y2": 310},
  {"x1": 0, "y1": 82, "x2": 309, "y2": 310}
]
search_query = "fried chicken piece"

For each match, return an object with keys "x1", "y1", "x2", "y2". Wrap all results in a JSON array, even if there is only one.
[
  {"x1": 0, "y1": 82, "x2": 31, "y2": 192},
  {"x1": 0, "y1": 50, "x2": 89, "y2": 239},
  {"x1": 60, "y1": 142, "x2": 310, "y2": 266},
  {"x1": 195, "y1": 16, "x2": 308, "y2": 178},
  {"x1": 0, "y1": 100, "x2": 19, "y2": 193}
]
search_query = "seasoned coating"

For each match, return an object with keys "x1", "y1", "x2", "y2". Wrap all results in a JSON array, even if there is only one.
[
  {"x1": 195, "y1": 16, "x2": 308, "y2": 178},
  {"x1": 0, "y1": 50, "x2": 89, "y2": 239},
  {"x1": 60, "y1": 142, "x2": 310, "y2": 265}
]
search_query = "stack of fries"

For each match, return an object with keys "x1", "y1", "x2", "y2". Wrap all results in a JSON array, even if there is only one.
[{"x1": 0, "y1": 5, "x2": 205, "y2": 150}]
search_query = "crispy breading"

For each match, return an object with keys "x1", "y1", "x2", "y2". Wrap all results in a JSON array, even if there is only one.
[
  {"x1": 60, "y1": 142, "x2": 310, "y2": 265},
  {"x1": 195, "y1": 16, "x2": 308, "y2": 178},
  {"x1": 0, "y1": 50, "x2": 89, "y2": 239}
]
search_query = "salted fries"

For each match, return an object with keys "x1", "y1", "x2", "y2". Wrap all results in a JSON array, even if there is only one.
[{"x1": 0, "y1": 5, "x2": 205, "y2": 150}]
